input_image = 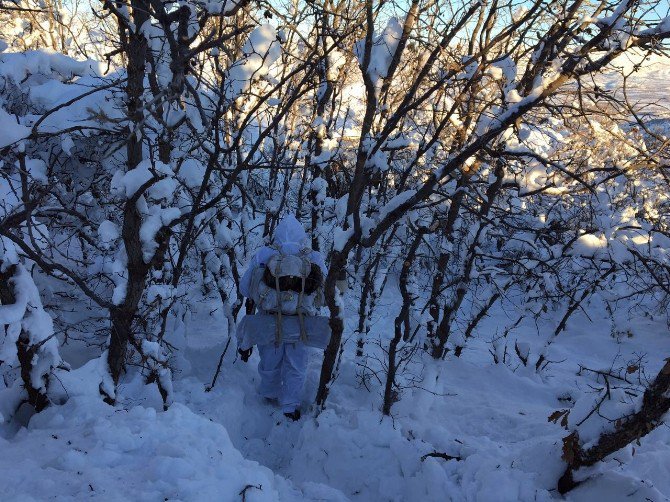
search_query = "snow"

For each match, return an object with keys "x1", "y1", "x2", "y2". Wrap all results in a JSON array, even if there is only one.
[
  {"x1": 149, "y1": 175, "x2": 179, "y2": 202},
  {"x1": 326, "y1": 39, "x2": 347, "y2": 82},
  {"x1": 377, "y1": 190, "x2": 417, "y2": 222},
  {"x1": 485, "y1": 64, "x2": 504, "y2": 81},
  {"x1": 24, "y1": 157, "x2": 48, "y2": 184},
  {"x1": 0, "y1": 50, "x2": 115, "y2": 140},
  {"x1": 355, "y1": 18, "x2": 403, "y2": 93},
  {"x1": 140, "y1": 206, "x2": 180, "y2": 263},
  {"x1": 111, "y1": 160, "x2": 161, "y2": 200},
  {"x1": 1, "y1": 8, "x2": 670, "y2": 502},
  {"x1": 178, "y1": 158, "x2": 207, "y2": 189},
  {"x1": 140, "y1": 20, "x2": 171, "y2": 88},
  {"x1": 0, "y1": 107, "x2": 30, "y2": 148},
  {"x1": 569, "y1": 233, "x2": 608, "y2": 258},
  {"x1": 2, "y1": 257, "x2": 670, "y2": 501},
  {"x1": 108, "y1": 159, "x2": 183, "y2": 262},
  {"x1": 225, "y1": 24, "x2": 282, "y2": 102},
  {"x1": 98, "y1": 220, "x2": 120, "y2": 249},
  {"x1": 0, "y1": 50, "x2": 102, "y2": 84},
  {"x1": 61, "y1": 135, "x2": 75, "y2": 155},
  {"x1": 110, "y1": 247, "x2": 128, "y2": 306},
  {"x1": 204, "y1": 0, "x2": 241, "y2": 15},
  {"x1": 0, "y1": 264, "x2": 61, "y2": 404},
  {"x1": 311, "y1": 177, "x2": 328, "y2": 204},
  {"x1": 333, "y1": 225, "x2": 354, "y2": 252},
  {"x1": 215, "y1": 222, "x2": 233, "y2": 248},
  {"x1": 160, "y1": 291, "x2": 670, "y2": 501},
  {"x1": 599, "y1": 50, "x2": 670, "y2": 111},
  {"x1": 0, "y1": 237, "x2": 20, "y2": 269},
  {"x1": 0, "y1": 395, "x2": 325, "y2": 501}
]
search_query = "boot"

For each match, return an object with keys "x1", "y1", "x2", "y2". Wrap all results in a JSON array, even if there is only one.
[{"x1": 284, "y1": 409, "x2": 301, "y2": 421}]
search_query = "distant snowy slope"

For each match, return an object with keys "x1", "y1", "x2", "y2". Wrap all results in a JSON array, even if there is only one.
[{"x1": 599, "y1": 51, "x2": 670, "y2": 114}]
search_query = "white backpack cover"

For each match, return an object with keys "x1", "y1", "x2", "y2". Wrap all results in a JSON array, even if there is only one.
[
  {"x1": 257, "y1": 252, "x2": 316, "y2": 315},
  {"x1": 237, "y1": 313, "x2": 331, "y2": 350},
  {"x1": 246, "y1": 248, "x2": 324, "y2": 346}
]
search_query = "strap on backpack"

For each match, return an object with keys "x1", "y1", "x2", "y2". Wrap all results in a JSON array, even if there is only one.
[
  {"x1": 297, "y1": 274, "x2": 307, "y2": 343},
  {"x1": 274, "y1": 257, "x2": 283, "y2": 347},
  {"x1": 269, "y1": 253, "x2": 312, "y2": 346}
]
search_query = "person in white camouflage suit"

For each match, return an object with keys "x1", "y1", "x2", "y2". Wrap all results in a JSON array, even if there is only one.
[{"x1": 238, "y1": 214, "x2": 327, "y2": 420}]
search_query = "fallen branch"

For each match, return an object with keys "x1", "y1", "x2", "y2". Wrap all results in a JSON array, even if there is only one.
[
  {"x1": 205, "y1": 337, "x2": 232, "y2": 392},
  {"x1": 420, "y1": 451, "x2": 463, "y2": 462},
  {"x1": 239, "y1": 484, "x2": 262, "y2": 502},
  {"x1": 558, "y1": 357, "x2": 670, "y2": 494}
]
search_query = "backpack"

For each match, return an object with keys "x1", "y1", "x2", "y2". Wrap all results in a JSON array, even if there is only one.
[
  {"x1": 262, "y1": 259, "x2": 323, "y2": 294},
  {"x1": 252, "y1": 249, "x2": 324, "y2": 345}
]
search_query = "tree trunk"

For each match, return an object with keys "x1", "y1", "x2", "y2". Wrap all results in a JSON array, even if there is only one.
[
  {"x1": 425, "y1": 188, "x2": 465, "y2": 356},
  {"x1": 315, "y1": 250, "x2": 348, "y2": 406},
  {"x1": 105, "y1": 0, "x2": 150, "y2": 396},
  {"x1": 383, "y1": 229, "x2": 423, "y2": 415},
  {"x1": 558, "y1": 358, "x2": 670, "y2": 494},
  {"x1": 107, "y1": 309, "x2": 132, "y2": 388},
  {"x1": 106, "y1": 198, "x2": 152, "y2": 398}
]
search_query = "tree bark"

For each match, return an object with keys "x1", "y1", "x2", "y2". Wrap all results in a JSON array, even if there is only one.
[
  {"x1": 383, "y1": 228, "x2": 423, "y2": 415},
  {"x1": 558, "y1": 358, "x2": 670, "y2": 494},
  {"x1": 315, "y1": 249, "x2": 348, "y2": 406},
  {"x1": 105, "y1": 0, "x2": 151, "y2": 395}
]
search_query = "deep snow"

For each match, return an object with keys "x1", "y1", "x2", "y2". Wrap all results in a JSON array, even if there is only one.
[{"x1": 2, "y1": 278, "x2": 668, "y2": 502}]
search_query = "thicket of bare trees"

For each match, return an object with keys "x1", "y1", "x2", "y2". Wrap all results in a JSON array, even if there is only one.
[{"x1": 0, "y1": 0, "x2": 669, "y2": 492}]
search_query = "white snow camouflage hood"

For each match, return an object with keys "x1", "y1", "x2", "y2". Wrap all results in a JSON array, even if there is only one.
[{"x1": 272, "y1": 214, "x2": 309, "y2": 256}]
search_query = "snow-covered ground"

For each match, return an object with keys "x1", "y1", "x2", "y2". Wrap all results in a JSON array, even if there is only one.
[{"x1": 2, "y1": 279, "x2": 668, "y2": 501}]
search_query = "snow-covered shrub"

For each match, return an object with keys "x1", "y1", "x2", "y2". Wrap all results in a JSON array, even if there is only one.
[{"x1": 0, "y1": 243, "x2": 63, "y2": 419}]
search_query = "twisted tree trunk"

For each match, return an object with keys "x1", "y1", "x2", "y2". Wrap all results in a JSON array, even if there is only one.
[
  {"x1": 558, "y1": 358, "x2": 670, "y2": 494},
  {"x1": 383, "y1": 228, "x2": 424, "y2": 415},
  {"x1": 315, "y1": 249, "x2": 348, "y2": 407},
  {"x1": 105, "y1": 0, "x2": 151, "y2": 400}
]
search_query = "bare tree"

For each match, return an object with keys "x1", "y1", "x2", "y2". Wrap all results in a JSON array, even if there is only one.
[{"x1": 316, "y1": 0, "x2": 670, "y2": 407}]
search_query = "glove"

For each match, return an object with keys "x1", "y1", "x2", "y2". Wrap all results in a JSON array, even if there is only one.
[
  {"x1": 336, "y1": 279, "x2": 348, "y2": 293},
  {"x1": 238, "y1": 347, "x2": 253, "y2": 362}
]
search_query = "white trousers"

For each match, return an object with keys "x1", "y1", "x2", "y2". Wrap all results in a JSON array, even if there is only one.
[{"x1": 257, "y1": 342, "x2": 308, "y2": 413}]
